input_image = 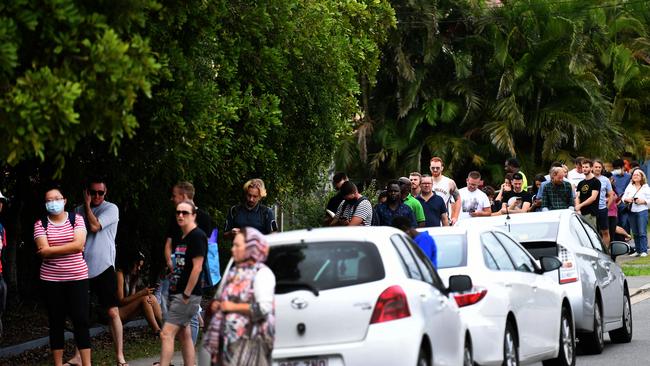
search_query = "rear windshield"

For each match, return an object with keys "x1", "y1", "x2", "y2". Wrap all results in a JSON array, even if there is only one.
[
  {"x1": 428, "y1": 234, "x2": 467, "y2": 269},
  {"x1": 519, "y1": 241, "x2": 558, "y2": 260},
  {"x1": 505, "y1": 222, "x2": 559, "y2": 243},
  {"x1": 267, "y1": 241, "x2": 385, "y2": 293}
]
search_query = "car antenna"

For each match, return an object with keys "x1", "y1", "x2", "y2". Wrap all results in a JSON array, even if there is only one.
[{"x1": 504, "y1": 205, "x2": 511, "y2": 231}]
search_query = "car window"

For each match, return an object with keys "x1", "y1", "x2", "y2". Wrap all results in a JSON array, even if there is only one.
[
  {"x1": 494, "y1": 232, "x2": 537, "y2": 273},
  {"x1": 481, "y1": 232, "x2": 515, "y2": 270},
  {"x1": 505, "y1": 222, "x2": 559, "y2": 242},
  {"x1": 581, "y1": 218, "x2": 606, "y2": 252},
  {"x1": 482, "y1": 245, "x2": 499, "y2": 270},
  {"x1": 404, "y1": 235, "x2": 446, "y2": 290},
  {"x1": 429, "y1": 233, "x2": 467, "y2": 269},
  {"x1": 390, "y1": 234, "x2": 423, "y2": 281},
  {"x1": 267, "y1": 241, "x2": 385, "y2": 292},
  {"x1": 570, "y1": 216, "x2": 594, "y2": 249}
]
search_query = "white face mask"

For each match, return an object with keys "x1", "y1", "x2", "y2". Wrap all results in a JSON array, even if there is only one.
[{"x1": 612, "y1": 169, "x2": 622, "y2": 175}]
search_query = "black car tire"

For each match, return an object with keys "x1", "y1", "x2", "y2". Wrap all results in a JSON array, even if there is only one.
[{"x1": 609, "y1": 291, "x2": 633, "y2": 343}]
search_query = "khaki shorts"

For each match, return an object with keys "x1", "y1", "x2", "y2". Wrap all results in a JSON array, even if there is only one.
[{"x1": 166, "y1": 293, "x2": 201, "y2": 327}]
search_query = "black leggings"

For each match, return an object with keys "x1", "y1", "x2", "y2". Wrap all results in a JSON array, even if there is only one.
[{"x1": 42, "y1": 279, "x2": 91, "y2": 350}]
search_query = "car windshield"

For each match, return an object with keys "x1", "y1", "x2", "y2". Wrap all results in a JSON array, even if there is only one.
[
  {"x1": 429, "y1": 234, "x2": 467, "y2": 269},
  {"x1": 502, "y1": 222, "x2": 559, "y2": 243},
  {"x1": 266, "y1": 241, "x2": 385, "y2": 293}
]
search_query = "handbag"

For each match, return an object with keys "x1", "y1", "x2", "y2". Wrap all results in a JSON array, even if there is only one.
[
  {"x1": 225, "y1": 322, "x2": 272, "y2": 366},
  {"x1": 624, "y1": 187, "x2": 642, "y2": 213}
]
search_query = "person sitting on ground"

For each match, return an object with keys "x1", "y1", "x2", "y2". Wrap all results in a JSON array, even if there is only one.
[{"x1": 115, "y1": 251, "x2": 162, "y2": 336}]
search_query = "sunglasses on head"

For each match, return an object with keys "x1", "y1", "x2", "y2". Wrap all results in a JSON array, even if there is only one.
[
  {"x1": 89, "y1": 190, "x2": 105, "y2": 196},
  {"x1": 176, "y1": 210, "x2": 194, "y2": 216}
]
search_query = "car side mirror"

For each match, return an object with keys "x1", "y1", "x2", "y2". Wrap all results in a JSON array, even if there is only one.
[
  {"x1": 610, "y1": 241, "x2": 631, "y2": 259},
  {"x1": 539, "y1": 256, "x2": 562, "y2": 273},
  {"x1": 448, "y1": 275, "x2": 473, "y2": 293}
]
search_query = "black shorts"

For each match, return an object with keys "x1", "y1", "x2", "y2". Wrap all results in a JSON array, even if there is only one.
[
  {"x1": 597, "y1": 208, "x2": 609, "y2": 231},
  {"x1": 89, "y1": 266, "x2": 119, "y2": 308}
]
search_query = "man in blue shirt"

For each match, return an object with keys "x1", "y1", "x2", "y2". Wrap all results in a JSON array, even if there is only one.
[
  {"x1": 417, "y1": 175, "x2": 449, "y2": 227},
  {"x1": 392, "y1": 216, "x2": 437, "y2": 268},
  {"x1": 375, "y1": 180, "x2": 417, "y2": 227},
  {"x1": 225, "y1": 178, "x2": 278, "y2": 238},
  {"x1": 612, "y1": 159, "x2": 632, "y2": 232}
]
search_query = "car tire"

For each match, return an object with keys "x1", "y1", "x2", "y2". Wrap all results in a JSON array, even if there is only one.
[
  {"x1": 609, "y1": 290, "x2": 633, "y2": 343},
  {"x1": 416, "y1": 345, "x2": 429, "y2": 366},
  {"x1": 503, "y1": 321, "x2": 519, "y2": 366},
  {"x1": 542, "y1": 306, "x2": 575, "y2": 366},
  {"x1": 463, "y1": 336, "x2": 473, "y2": 366},
  {"x1": 580, "y1": 300, "x2": 604, "y2": 354}
]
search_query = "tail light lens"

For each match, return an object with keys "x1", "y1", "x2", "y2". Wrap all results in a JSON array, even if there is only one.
[
  {"x1": 453, "y1": 287, "x2": 488, "y2": 307},
  {"x1": 370, "y1": 285, "x2": 411, "y2": 324},
  {"x1": 559, "y1": 246, "x2": 578, "y2": 284}
]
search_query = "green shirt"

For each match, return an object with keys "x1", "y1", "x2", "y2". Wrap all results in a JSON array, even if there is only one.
[{"x1": 404, "y1": 194, "x2": 426, "y2": 223}]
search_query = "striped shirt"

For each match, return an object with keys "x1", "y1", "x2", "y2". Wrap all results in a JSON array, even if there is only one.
[{"x1": 34, "y1": 213, "x2": 88, "y2": 282}]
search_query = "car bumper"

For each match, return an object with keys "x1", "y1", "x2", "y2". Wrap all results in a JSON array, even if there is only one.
[{"x1": 272, "y1": 317, "x2": 423, "y2": 366}]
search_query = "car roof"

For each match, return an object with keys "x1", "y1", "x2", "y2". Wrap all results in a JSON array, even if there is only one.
[
  {"x1": 418, "y1": 226, "x2": 469, "y2": 235},
  {"x1": 265, "y1": 226, "x2": 404, "y2": 246},
  {"x1": 454, "y1": 209, "x2": 572, "y2": 227}
]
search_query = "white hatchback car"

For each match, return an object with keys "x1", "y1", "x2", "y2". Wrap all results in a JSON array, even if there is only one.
[
  {"x1": 457, "y1": 210, "x2": 632, "y2": 354},
  {"x1": 423, "y1": 226, "x2": 576, "y2": 366},
  {"x1": 261, "y1": 226, "x2": 473, "y2": 366}
]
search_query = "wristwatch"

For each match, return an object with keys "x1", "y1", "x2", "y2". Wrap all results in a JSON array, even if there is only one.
[{"x1": 182, "y1": 292, "x2": 190, "y2": 300}]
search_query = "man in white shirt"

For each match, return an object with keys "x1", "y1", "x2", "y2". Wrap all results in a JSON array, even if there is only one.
[
  {"x1": 458, "y1": 171, "x2": 492, "y2": 221},
  {"x1": 429, "y1": 157, "x2": 461, "y2": 225},
  {"x1": 568, "y1": 156, "x2": 586, "y2": 187}
]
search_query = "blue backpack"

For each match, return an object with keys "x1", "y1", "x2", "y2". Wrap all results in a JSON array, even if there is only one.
[{"x1": 202, "y1": 228, "x2": 221, "y2": 289}]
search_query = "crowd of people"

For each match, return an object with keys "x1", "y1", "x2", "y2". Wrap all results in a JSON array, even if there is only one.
[
  {"x1": 327, "y1": 156, "x2": 650, "y2": 258},
  {"x1": 0, "y1": 154, "x2": 648, "y2": 365}
]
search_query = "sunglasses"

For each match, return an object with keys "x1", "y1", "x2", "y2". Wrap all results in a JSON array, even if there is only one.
[
  {"x1": 89, "y1": 190, "x2": 105, "y2": 196},
  {"x1": 176, "y1": 210, "x2": 194, "y2": 216},
  {"x1": 430, "y1": 166, "x2": 442, "y2": 171}
]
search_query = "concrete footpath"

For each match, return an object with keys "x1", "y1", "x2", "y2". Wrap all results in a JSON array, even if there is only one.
[{"x1": 129, "y1": 351, "x2": 183, "y2": 366}]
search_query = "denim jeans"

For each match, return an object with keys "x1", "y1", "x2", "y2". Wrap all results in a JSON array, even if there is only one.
[
  {"x1": 617, "y1": 205, "x2": 631, "y2": 234},
  {"x1": 629, "y1": 210, "x2": 648, "y2": 254}
]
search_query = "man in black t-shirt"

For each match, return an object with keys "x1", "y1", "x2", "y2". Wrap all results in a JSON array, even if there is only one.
[
  {"x1": 325, "y1": 172, "x2": 348, "y2": 224},
  {"x1": 575, "y1": 159, "x2": 601, "y2": 229},
  {"x1": 500, "y1": 173, "x2": 533, "y2": 214}
]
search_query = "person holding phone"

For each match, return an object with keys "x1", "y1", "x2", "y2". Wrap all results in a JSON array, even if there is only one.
[
  {"x1": 623, "y1": 169, "x2": 650, "y2": 257},
  {"x1": 115, "y1": 251, "x2": 162, "y2": 335}
]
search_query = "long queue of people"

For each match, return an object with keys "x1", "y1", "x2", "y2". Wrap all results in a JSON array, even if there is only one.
[{"x1": 327, "y1": 156, "x2": 650, "y2": 257}]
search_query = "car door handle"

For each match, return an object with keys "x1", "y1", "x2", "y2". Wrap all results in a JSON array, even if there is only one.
[
  {"x1": 420, "y1": 293, "x2": 430, "y2": 301},
  {"x1": 532, "y1": 285, "x2": 538, "y2": 292},
  {"x1": 504, "y1": 283, "x2": 512, "y2": 288}
]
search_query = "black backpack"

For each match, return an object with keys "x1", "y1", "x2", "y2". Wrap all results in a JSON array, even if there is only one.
[
  {"x1": 41, "y1": 211, "x2": 77, "y2": 230},
  {"x1": 341, "y1": 197, "x2": 380, "y2": 226}
]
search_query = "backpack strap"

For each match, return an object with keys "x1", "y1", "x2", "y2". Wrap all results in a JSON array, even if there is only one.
[{"x1": 41, "y1": 211, "x2": 76, "y2": 230}]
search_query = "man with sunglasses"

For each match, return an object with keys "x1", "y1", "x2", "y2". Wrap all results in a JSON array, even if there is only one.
[{"x1": 69, "y1": 178, "x2": 127, "y2": 366}]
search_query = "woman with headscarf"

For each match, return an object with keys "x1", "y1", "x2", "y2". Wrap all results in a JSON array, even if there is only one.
[{"x1": 200, "y1": 227, "x2": 276, "y2": 366}]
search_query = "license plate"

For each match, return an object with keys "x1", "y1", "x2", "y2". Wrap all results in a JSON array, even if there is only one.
[{"x1": 276, "y1": 358, "x2": 328, "y2": 366}]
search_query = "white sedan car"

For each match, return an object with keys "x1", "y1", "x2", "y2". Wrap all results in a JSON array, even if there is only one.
[
  {"x1": 262, "y1": 226, "x2": 473, "y2": 366},
  {"x1": 423, "y1": 226, "x2": 576, "y2": 366}
]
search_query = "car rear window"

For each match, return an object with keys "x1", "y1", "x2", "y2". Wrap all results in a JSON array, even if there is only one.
[
  {"x1": 267, "y1": 241, "x2": 385, "y2": 293},
  {"x1": 505, "y1": 222, "x2": 559, "y2": 243},
  {"x1": 519, "y1": 241, "x2": 558, "y2": 259},
  {"x1": 429, "y1": 234, "x2": 467, "y2": 269}
]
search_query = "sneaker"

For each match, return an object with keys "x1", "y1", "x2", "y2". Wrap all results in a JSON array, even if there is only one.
[
  {"x1": 629, "y1": 252, "x2": 639, "y2": 257},
  {"x1": 641, "y1": 253, "x2": 648, "y2": 257}
]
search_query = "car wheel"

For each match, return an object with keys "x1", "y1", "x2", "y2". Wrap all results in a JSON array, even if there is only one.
[
  {"x1": 609, "y1": 290, "x2": 633, "y2": 343},
  {"x1": 416, "y1": 346, "x2": 429, "y2": 366},
  {"x1": 463, "y1": 337, "x2": 473, "y2": 366},
  {"x1": 503, "y1": 321, "x2": 519, "y2": 366},
  {"x1": 580, "y1": 300, "x2": 604, "y2": 354},
  {"x1": 542, "y1": 306, "x2": 575, "y2": 366}
]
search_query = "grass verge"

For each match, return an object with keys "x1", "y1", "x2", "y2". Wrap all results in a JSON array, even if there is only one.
[{"x1": 621, "y1": 254, "x2": 650, "y2": 276}]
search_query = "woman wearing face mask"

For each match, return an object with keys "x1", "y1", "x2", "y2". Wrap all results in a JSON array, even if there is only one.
[
  {"x1": 200, "y1": 227, "x2": 275, "y2": 366},
  {"x1": 34, "y1": 187, "x2": 91, "y2": 366}
]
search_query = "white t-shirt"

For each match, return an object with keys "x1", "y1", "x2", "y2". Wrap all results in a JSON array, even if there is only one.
[
  {"x1": 458, "y1": 187, "x2": 491, "y2": 220},
  {"x1": 567, "y1": 169, "x2": 585, "y2": 188},
  {"x1": 431, "y1": 176, "x2": 457, "y2": 209}
]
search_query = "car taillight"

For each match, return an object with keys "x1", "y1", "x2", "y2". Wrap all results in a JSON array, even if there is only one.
[
  {"x1": 453, "y1": 287, "x2": 488, "y2": 307},
  {"x1": 559, "y1": 246, "x2": 578, "y2": 284},
  {"x1": 370, "y1": 285, "x2": 411, "y2": 324}
]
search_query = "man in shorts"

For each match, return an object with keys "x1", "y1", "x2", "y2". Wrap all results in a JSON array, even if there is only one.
[{"x1": 68, "y1": 178, "x2": 126, "y2": 366}]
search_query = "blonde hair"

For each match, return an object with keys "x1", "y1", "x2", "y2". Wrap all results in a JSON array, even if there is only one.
[
  {"x1": 243, "y1": 178, "x2": 267, "y2": 198},
  {"x1": 632, "y1": 169, "x2": 647, "y2": 185}
]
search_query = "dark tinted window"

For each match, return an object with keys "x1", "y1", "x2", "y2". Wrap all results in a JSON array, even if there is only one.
[
  {"x1": 267, "y1": 241, "x2": 385, "y2": 292},
  {"x1": 429, "y1": 233, "x2": 467, "y2": 269},
  {"x1": 570, "y1": 216, "x2": 593, "y2": 249},
  {"x1": 581, "y1": 218, "x2": 605, "y2": 252},
  {"x1": 390, "y1": 234, "x2": 423, "y2": 281}
]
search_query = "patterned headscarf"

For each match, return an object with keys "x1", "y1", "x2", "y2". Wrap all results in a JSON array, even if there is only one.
[{"x1": 242, "y1": 227, "x2": 269, "y2": 263}]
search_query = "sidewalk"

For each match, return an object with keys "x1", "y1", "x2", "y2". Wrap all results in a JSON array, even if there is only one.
[{"x1": 128, "y1": 351, "x2": 183, "y2": 366}]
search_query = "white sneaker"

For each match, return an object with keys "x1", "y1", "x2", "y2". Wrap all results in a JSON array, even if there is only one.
[
  {"x1": 629, "y1": 252, "x2": 640, "y2": 257},
  {"x1": 641, "y1": 253, "x2": 648, "y2": 257}
]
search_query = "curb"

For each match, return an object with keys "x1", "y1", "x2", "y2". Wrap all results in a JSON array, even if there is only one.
[
  {"x1": 0, "y1": 319, "x2": 148, "y2": 358},
  {"x1": 630, "y1": 283, "x2": 650, "y2": 299}
]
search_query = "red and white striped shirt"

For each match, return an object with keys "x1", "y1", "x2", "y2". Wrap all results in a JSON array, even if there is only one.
[{"x1": 34, "y1": 213, "x2": 88, "y2": 282}]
